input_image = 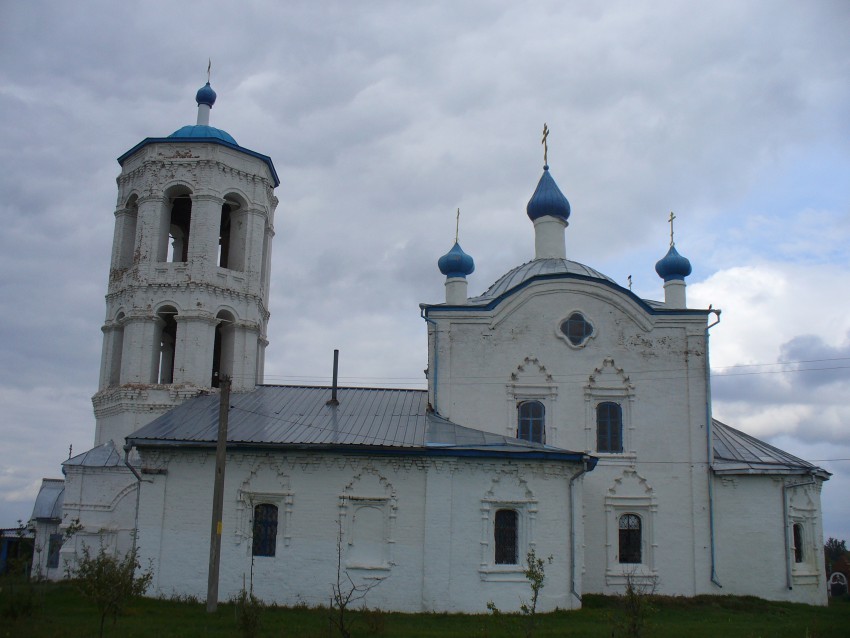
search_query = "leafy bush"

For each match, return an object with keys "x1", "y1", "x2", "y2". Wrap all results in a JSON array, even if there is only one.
[{"x1": 64, "y1": 544, "x2": 153, "y2": 638}]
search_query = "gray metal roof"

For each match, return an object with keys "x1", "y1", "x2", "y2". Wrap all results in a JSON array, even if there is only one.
[
  {"x1": 127, "y1": 385, "x2": 596, "y2": 465},
  {"x1": 712, "y1": 420, "x2": 830, "y2": 479},
  {"x1": 468, "y1": 258, "x2": 616, "y2": 304},
  {"x1": 30, "y1": 478, "x2": 65, "y2": 521},
  {"x1": 63, "y1": 440, "x2": 124, "y2": 468}
]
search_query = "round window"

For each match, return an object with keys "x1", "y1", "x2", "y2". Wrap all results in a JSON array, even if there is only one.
[{"x1": 560, "y1": 312, "x2": 593, "y2": 346}]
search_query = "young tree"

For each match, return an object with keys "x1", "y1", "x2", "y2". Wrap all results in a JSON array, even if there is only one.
[
  {"x1": 824, "y1": 537, "x2": 848, "y2": 563},
  {"x1": 64, "y1": 544, "x2": 153, "y2": 638},
  {"x1": 328, "y1": 517, "x2": 383, "y2": 638}
]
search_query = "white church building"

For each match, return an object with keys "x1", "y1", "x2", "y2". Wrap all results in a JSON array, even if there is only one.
[{"x1": 32, "y1": 81, "x2": 830, "y2": 610}]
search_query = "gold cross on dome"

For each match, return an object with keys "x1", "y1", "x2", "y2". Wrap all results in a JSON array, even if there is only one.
[
  {"x1": 207, "y1": 59, "x2": 212, "y2": 83},
  {"x1": 541, "y1": 123, "x2": 550, "y2": 165},
  {"x1": 668, "y1": 211, "x2": 676, "y2": 246},
  {"x1": 455, "y1": 208, "x2": 460, "y2": 243}
]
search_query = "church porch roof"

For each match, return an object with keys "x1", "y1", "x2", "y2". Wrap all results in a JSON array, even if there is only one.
[
  {"x1": 712, "y1": 420, "x2": 830, "y2": 479},
  {"x1": 30, "y1": 478, "x2": 65, "y2": 521}
]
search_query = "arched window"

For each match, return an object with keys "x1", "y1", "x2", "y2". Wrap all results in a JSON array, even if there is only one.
[
  {"x1": 219, "y1": 196, "x2": 247, "y2": 271},
  {"x1": 618, "y1": 514, "x2": 642, "y2": 564},
  {"x1": 517, "y1": 401, "x2": 545, "y2": 443},
  {"x1": 116, "y1": 195, "x2": 138, "y2": 270},
  {"x1": 161, "y1": 189, "x2": 192, "y2": 263},
  {"x1": 212, "y1": 310, "x2": 236, "y2": 388},
  {"x1": 155, "y1": 306, "x2": 178, "y2": 384},
  {"x1": 597, "y1": 402, "x2": 623, "y2": 453},
  {"x1": 494, "y1": 509, "x2": 518, "y2": 565},
  {"x1": 252, "y1": 503, "x2": 278, "y2": 557},
  {"x1": 793, "y1": 523, "x2": 804, "y2": 563}
]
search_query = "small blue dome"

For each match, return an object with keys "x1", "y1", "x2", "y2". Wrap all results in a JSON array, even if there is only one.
[
  {"x1": 168, "y1": 125, "x2": 238, "y2": 145},
  {"x1": 438, "y1": 242, "x2": 475, "y2": 278},
  {"x1": 196, "y1": 82, "x2": 217, "y2": 107},
  {"x1": 655, "y1": 245, "x2": 692, "y2": 281},
  {"x1": 526, "y1": 165, "x2": 571, "y2": 222}
]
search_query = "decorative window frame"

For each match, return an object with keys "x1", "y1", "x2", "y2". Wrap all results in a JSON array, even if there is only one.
[
  {"x1": 338, "y1": 495, "x2": 397, "y2": 574},
  {"x1": 506, "y1": 357, "x2": 558, "y2": 442},
  {"x1": 787, "y1": 485, "x2": 820, "y2": 586},
  {"x1": 555, "y1": 309, "x2": 597, "y2": 349},
  {"x1": 584, "y1": 358, "x2": 636, "y2": 462},
  {"x1": 478, "y1": 474, "x2": 538, "y2": 582},
  {"x1": 237, "y1": 490, "x2": 293, "y2": 554},
  {"x1": 604, "y1": 470, "x2": 657, "y2": 586}
]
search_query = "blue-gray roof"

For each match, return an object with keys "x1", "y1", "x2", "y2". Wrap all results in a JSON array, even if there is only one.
[
  {"x1": 30, "y1": 479, "x2": 64, "y2": 521},
  {"x1": 127, "y1": 385, "x2": 596, "y2": 465},
  {"x1": 712, "y1": 420, "x2": 830, "y2": 479},
  {"x1": 421, "y1": 257, "x2": 708, "y2": 317},
  {"x1": 63, "y1": 440, "x2": 124, "y2": 468}
]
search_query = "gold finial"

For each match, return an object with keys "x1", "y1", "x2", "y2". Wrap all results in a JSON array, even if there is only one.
[
  {"x1": 455, "y1": 208, "x2": 460, "y2": 244},
  {"x1": 668, "y1": 211, "x2": 676, "y2": 247},
  {"x1": 541, "y1": 123, "x2": 550, "y2": 166},
  {"x1": 627, "y1": 275, "x2": 633, "y2": 290},
  {"x1": 207, "y1": 58, "x2": 212, "y2": 83}
]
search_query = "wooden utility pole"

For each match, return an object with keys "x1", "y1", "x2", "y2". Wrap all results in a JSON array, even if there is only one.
[{"x1": 206, "y1": 375, "x2": 230, "y2": 613}]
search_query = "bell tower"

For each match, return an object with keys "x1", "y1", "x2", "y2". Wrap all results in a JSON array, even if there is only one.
[{"x1": 92, "y1": 80, "x2": 279, "y2": 446}]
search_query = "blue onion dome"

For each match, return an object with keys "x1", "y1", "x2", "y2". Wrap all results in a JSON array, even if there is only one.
[
  {"x1": 196, "y1": 82, "x2": 217, "y2": 107},
  {"x1": 438, "y1": 242, "x2": 475, "y2": 278},
  {"x1": 655, "y1": 245, "x2": 692, "y2": 281},
  {"x1": 526, "y1": 165, "x2": 571, "y2": 222}
]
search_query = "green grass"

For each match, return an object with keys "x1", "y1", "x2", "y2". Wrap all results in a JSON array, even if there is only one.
[{"x1": 1, "y1": 579, "x2": 848, "y2": 638}]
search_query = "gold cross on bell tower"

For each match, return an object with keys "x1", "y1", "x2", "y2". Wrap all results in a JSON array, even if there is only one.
[
  {"x1": 541, "y1": 123, "x2": 550, "y2": 166},
  {"x1": 455, "y1": 208, "x2": 460, "y2": 243}
]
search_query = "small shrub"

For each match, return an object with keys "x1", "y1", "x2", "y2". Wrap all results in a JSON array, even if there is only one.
[
  {"x1": 234, "y1": 587, "x2": 264, "y2": 638},
  {"x1": 64, "y1": 544, "x2": 153, "y2": 638}
]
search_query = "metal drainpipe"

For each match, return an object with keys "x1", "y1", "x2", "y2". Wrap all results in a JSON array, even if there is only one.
[
  {"x1": 123, "y1": 443, "x2": 143, "y2": 555},
  {"x1": 782, "y1": 475, "x2": 817, "y2": 590},
  {"x1": 704, "y1": 309, "x2": 722, "y2": 588},
  {"x1": 569, "y1": 458, "x2": 590, "y2": 605},
  {"x1": 421, "y1": 309, "x2": 439, "y2": 413}
]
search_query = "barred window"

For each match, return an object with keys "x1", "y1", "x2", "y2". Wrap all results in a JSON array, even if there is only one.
[
  {"x1": 494, "y1": 509, "x2": 518, "y2": 565},
  {"x1": 252, "y1": 503, "x2": 278, "y2": 557},
  {"x1": 517, "y1": 401, "x2": 545, "y2": 443},
  {"x1": 597, "y1": 402, "x2": 623, "y2": 453},
  {"x1": 619, "y1": 514, "x2": 642, "y2": 564}
]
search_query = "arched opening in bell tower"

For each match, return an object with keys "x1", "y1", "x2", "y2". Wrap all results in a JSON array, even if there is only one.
[
  {"x1": 155, "y1": 306, "x2": 178, "y2": 384},
  {"x1": 219, "y1": 194, "x2": 247, "y2": 271},
  {"x1": 162, "y1": 187, "x2": 192, "y2": 263},
  {"x1": 116, "y1": 195, "x2": 138, "y2": 270},
  {"x1": 211, "y1": 310, "x2": 236, "y2": 388},
  {"x1": 106, "y1": 311, "x2": 126, "y2": 387}
]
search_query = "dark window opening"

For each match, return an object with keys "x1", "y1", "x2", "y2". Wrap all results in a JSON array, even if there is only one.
[
  {"x1": 494, "y1": 509, "x2": 518, "y2": 565},
  {"x1": 619, "y1": 514, "x2": 642, "y2": 564},
  {"x1": 517, "y1": 401, "x2": 545, "y2": 443},
  {"x1": 597, "y1": 402, "x2": 623, "y2": 453},
  {"x1": 252, "y1": 503, "x2": 278, "y2": 557},
  {"x1": 156, "y1": 307, "x2": 177, "y2": 384},
  {"x1": 167, "y1": 196, "x2": 192, "y2": 263},
  {"x1": 218, "y1": 203, "x2": 231, "y2": 268},
  {"x1": 47, "y1": 533, "x2": 62, "y2": 569},
  {"x1": 793, "y1": 523, "x2": 804, "y2": 563},
  {"x1": 560, "y1": 312, "x2": 593, "y2": 346}
]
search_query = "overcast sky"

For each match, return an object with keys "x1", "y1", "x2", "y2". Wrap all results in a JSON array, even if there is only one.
[{"x1": 1, "y1": 1, "x2": 848, "y2": 542}]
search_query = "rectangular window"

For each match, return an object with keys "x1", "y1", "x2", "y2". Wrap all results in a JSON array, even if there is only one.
[
  {"x1": 597, "y1": 402, "x2": 623, "y2": 453},
  {"x1": 252, "y1": 503, "x2": 278, "y2": 557},
  {"x1": 618, "y1": 514, "x2": 642, "y2": 564},
  {"x1": 793, "y1": 523, "x2": 804, "y2": 563},
  {"x1": 47, "y1": 533, "x2": 62, "y2": 569},
  {"x1": 494, "y1": 509, "x2": 519, "y2": 565}
]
